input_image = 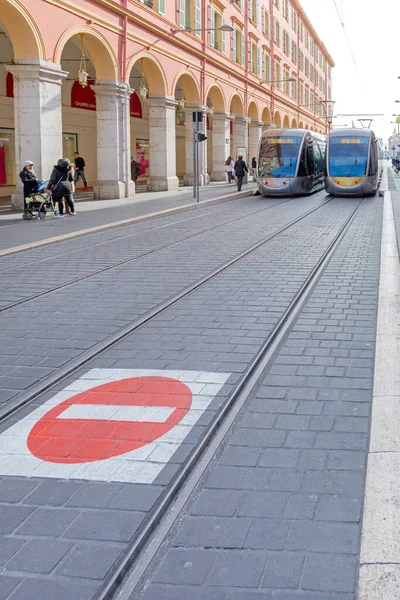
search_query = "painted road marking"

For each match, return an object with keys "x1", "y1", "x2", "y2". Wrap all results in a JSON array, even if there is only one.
[{"x1": 0, "y1": 369, "x2": 230, "y2": 484}]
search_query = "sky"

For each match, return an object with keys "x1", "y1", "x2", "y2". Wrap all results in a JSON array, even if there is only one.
[{"x1": 300, "y1": 0, "x2": 400, "y2": 144}]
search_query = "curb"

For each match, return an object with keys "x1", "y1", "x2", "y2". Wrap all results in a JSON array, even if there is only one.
[{"x1": 0, "y1": 189, "x2": 254, "y2": 257}]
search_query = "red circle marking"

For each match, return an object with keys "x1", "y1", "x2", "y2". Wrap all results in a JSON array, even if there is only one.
[{"x1": 27, "y1": 376, "x2": 192, "y2": 464}]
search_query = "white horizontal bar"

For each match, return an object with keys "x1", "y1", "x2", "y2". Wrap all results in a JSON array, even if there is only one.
[{"x1": 58, "y1": 404, "x2": 175, "y2": 423}]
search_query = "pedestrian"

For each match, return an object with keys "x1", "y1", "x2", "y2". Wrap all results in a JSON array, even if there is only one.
[
  {"x1": 47, "y1": 159, "x2": 76, "y2": 219},
  {"x1": 73, "y1": 151, "x2": 88, "y2": 190},
  {"x1": 225, "y1": 156, "x2": 235, "y2": 183},
  {"x1": 131, "y1": 157, "x2": 140, "y2": 182},
  {"x1": 251, "y1": 156, "x2": 257, "y2": 180},
  {"x1": 19, "y1": 160, "x2": 40, "y2": 211},
  {"x1": 64, "y1": 158, "x2": 75, "y2": 215},
  {"x1": 234, "y1": 155, "x2": 249, "y2": 191}
]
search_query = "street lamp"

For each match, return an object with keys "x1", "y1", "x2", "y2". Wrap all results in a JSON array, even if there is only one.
[{"x1": 171, "y1": 24, "x2": 234, "y2": 34}]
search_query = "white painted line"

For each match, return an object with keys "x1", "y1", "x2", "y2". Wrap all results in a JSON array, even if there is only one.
[
  {"x1": 58, "y1": 404, "x2": 175, "y2": 423},
  {"x1": 0, "y1": 369, "x2": 230, "y2": 484},
  {"x1": 358, "y1": 192, "x2": 400, "y2": 599}
]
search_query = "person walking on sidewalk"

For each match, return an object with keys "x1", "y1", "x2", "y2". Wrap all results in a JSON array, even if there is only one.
[
  {"x1": 234, "y1": 155, "x2": 248, "y2": 192},
  {"x1": 47, "y1": 159, "x2": 76, "y2": 219},
  {"x1": 251, "y1": 156, "x2": 257, "y2": 180},
  {"x1": 225, "y1": 156, "x2": 235, "y2": 183},
  {"x1": 131, "y1": 157, "x2": 140, "y2": 183},
  {"x1": 73, "y1": 152, "x2": 88, "y2": 190}
]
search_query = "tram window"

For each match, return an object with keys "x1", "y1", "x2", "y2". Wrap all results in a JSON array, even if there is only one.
[
  {"x1": 313, "y1": 143, "x2": 325, "y2": 174},
  {"x1": 297, "y1": 144, "x2": 308, "y2": 176},
  {"x1": 368, "y1": 143, "x2": 377, "y2": 176},
  {"x1": 306, "y1": 144, "x2": 314, "y2": 173},
  {"x1": 328, "y1": 136, "x2": 369, "y2": 177}
]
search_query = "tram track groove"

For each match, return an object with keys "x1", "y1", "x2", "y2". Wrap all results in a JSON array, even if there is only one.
[
  {"x1": 0, "y1": 197, "x2": 299, "y2": 313},
  {"x1": 101, "y1": 196, "x2": 367, "y2": 600},
  {"x1": 0, "y1": 197, "x2": 333, "y2": 423}
]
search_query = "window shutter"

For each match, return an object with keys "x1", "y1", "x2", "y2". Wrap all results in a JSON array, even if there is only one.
[
  {"x1": 158, "y1": 0, "x2": 166, "y2": 14},
  {"x1": 250, "y1": 43, "x2": 254, "y2": 72},
  {"x1": 232, "y1": 27, "x2": 237, "y2": 61},
  {"x1": 256, "y1": 46, "x2": 260, "y2": 76},
  {"x1": 221, "y1": 13, "x2": 226, "y2": 54},
  {"x1": 195, "y1": 0, "x2": 201, "y2": 35},
  {"x1": 249, "y1": 0, "x2": 253, "y2": 21},
  {"x1": 240, "y1": 0, "x2": 244, "y2": 9},
  {"x1": 241, "y1": 31, "x2": 245, "y2": 65},
  {"x1": 262, "y1": 8, "x2": 265, "y2": 33},
  {"x1": 255, "y1": 0, "x2": 259, "y2": 25},
  {"x1": 179, "y1": 0, "x2": 185, "y2": 28},
  {"x1": 210, "y1": 6, "x2": 215, "y2": 47}
]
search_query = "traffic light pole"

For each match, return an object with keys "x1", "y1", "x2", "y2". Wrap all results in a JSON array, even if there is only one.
[{"x1": 192, "y1": 111, "x2": 207, "y2": 203}]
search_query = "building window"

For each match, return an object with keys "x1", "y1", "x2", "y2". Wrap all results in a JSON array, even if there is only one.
[
  {"x1": 250, "y1": 42, "x2": 261, "y2": 75},
  {"x1": 283, "y1": 0, "x2": 289, "y2": 20},
  {"x1": 273, "y1": 0, "x2": 280, "y2": 9},
  {"x1": 249, "y1": 0, "x2": 258, "y2": 24},
  {"x1": 262, "y1": 8, "x2": 270, "y2": 37},
  {"x1": 232, "y1": 26, "x2": 245, "y2": 65},
  {"x1": 275, "y1": 62, "x2": 281, "y2": 89},
  {"x1": 140, "y1": 0, "x2": 165, "y2": 15},
  {"x1": 0, "y1": 128, "x2": 15, "y2": 186},
  {"x1": 299, "y1": 50, "x2": 304, "y2": 72},
  {"x1": 300, "y1": 82, "x2": 304, "y2": 104},
  {"x1": 273, "y1": 18, "x2": 280, "y2": 46},
  {"x1": 178, "y1": 0, "x2": 201, "y2": 36},
  {"x1": 210, "y1": 5, "x2": 226, "y2": 52},
  {"x1": 283, "y1": 30, "x2": 290, "y2": 56},
  {"x1": 263, "y1": 51, "x2": 271, "y2": 82},
  {"x1": 62, "y1": 133, "x2": 78, "y2": 162},
  {"x1": 291, "y1": 7, "x2": 297, "y2": 32},
  {"x1": 292, "y1": 41, "x2": 298, "y2": 65},
  {"x1": 299, "y1": 20, "x2": 304, "y2": 42}
]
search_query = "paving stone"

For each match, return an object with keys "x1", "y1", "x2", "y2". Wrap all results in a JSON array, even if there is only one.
[
  {"x1": 174, "y1": 517, "x2": 252, "y2": 549},
  {"x1": 206, "y1": 550, "x2": 267, "y2": 587},
  {"x1": 222, "y1": 591, "x2": 271, "y2": 600},
  {"x1": 108, "y1": 484, "x2": 163, "y2": 512},
  {"x1": 64, "y1": 509, "x2": 145, "y2": 542},
  {"x1": 258, "y1": 449, "x2": 300, "y2": 468},
  {"x1": 191, "y1": 490, "x2": 243, "y2": 517},
  {"x1": 302, "y1": 553, "x2": 357, "y2": 592},
  {"x1": 66, "y1": 482, "x2": 123, "y2": 509},
  {"x1": 261, "y1": 552, "x2": 304, "y2": 589},
  {"x1": 0, "y1": 479, "x2": 38, "y2": 503},
  {"x1": 238, "y1": 491, "x2": 286, "y2": 518},
  {"x1": 0, "y1": 575, "x2": 21, "y2": 600},
  {"x1": 229, "y1": 429, "x2": 286, "y2": 448},
  {"x1": 6, "y1": 577, "x2": 98, "y2": 600},
  {"x1": 153, "y1": 548, "x2": 217, "y2": 585},
  {"x1": 0, "y1": 537, "x2": 25, "y2": 567},
  {"x1": 0, "y1": 505, "x2": 35, "y2": 535},
  {"x1": 286, "y1": 521, "x2": 359, "y2": 554},
  {"x1": 219, "y1": 446, "x2": 261, "y2": 467},
  {"x1": 283, "y1": 494, "x2": 318, "y2": 520},
  {"x1": 15, "y1": 507, "x2": 79, "y2": 537},
  {"x1": 24, "y1": 481, "x2": 82, "y2": 507},
  {"x1": 56, "y1": 542, "x2": 125, "y2": 580},
  {"x1": 142, "y1": 585, "x2": 224, "y2": 600},
  {"x1": 206, "y1": 466, "x2": 271, "y2": 490},
  {"x1": 244, "y1": 520, "x2": 290, "y2": 550},
  {"x1": 6, "y1": 539, "x2": 72, "y2": 574},
  {"x1": 327, "y1": 450, "x2": 366, "y2": 471},
  {"x1": 315, "y1": 495, "x2": 362, "y2": 522},
  {"x1": 302, "y1": 470, "x2": 364, "y2": 496}
]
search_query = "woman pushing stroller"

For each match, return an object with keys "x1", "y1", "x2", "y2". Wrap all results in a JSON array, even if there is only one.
[{"x1": 47, "y1": 159, "x2": 76, "y2": 218}]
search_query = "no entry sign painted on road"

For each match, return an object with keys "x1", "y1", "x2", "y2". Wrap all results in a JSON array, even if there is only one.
[{"x1": 0, "y1": 369, "x2": 230, "y2": 483}]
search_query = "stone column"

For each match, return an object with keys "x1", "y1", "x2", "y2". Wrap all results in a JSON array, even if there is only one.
[
  {"x1": 147, "y1": 96, "x2": 179, "y2": 192},
  {"x1": 7, "y1": 61, "x2": 67, "y2": 210},
  {"x1": 93, "y1": 82, "x2": 135, "y2": 200},
  {"x1": 232, "y1": 116, "x2": 250, "y2": 163},
  {"x1": 210, "y1": 111, "x2": 231, "y2": 181},
  {"x1": 249, "y1": 120, "x2": 263, "y2": 174},
  {"x1": 184, "y1": 105, "x2": 208, "y2": 186}
]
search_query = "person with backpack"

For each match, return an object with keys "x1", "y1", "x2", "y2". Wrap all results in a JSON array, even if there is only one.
[
  {"x1": 234, "y1": 155, "x2": 249, "y2": 191},
  {"x1": 225, "y1": 156, "x2": 235, "y2": 183},
  {"x1": 47, "y1": 159, "x2": 76, "y2": 218}
]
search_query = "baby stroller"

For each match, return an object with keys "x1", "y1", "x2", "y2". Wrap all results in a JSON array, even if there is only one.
[{"x1": 23, "y1": 181, "x2": 58, "y2": 220}]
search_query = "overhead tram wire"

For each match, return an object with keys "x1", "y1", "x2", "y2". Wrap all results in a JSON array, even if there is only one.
[{"x1": 331, "y1": 0, "x2": 363, "y2": 88}]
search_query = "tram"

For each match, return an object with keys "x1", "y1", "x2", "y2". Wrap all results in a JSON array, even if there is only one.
[
  {"x1": 256, "y1": 129, "x2": 326, "y2": 196},
  {"x1": 325, "y1": 128, "x2": 379, "y2": 196}
]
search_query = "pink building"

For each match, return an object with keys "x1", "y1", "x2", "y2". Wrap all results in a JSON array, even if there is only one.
[{"x1": 0, "y1": 0, "x2": 334, "y2": 206}]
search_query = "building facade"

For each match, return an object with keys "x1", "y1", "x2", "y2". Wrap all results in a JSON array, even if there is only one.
[{"x1": 0, "y1": 0, "x2": 334, "y2": 206}]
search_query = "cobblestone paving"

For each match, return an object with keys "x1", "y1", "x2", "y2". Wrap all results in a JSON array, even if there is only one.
[
  {"x1": 0, "y1": 194, "x2": 326, "y2": 403},
  {"x1": 137, "y1": 196, "x2": 382, "y2": 600},
  {"x1": 0, "y1": 196, "x2": 379, "y2": 598}
]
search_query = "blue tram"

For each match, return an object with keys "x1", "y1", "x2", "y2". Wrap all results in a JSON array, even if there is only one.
[
  {"x1": 256, "y1": 129, "x2": 326, "y2": 196},
  {"x1": 325, "y1": 128, "x2": 379, "y2": 196}
]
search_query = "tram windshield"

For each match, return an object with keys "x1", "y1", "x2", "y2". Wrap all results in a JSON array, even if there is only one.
[
  {"x1": 328, "y1": 136, "x2": 369, "y2": 177},
  {"x1": 258, "y1": 135, "x2": 302, "y2": 178}
]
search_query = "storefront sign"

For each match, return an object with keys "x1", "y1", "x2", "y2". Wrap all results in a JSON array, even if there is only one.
[
  {"x1": 6, "y1": 73, "x2": 14, "y2": 98},
  {"x1": 130, "y1": 92, "x2": 142, "y2": 118},
  {"x1": 71, "y1": 80, "x2": 96, "y2": 111}
]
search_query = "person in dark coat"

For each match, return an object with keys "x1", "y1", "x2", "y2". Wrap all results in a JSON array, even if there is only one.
[
  {"x1": 234, "y1": 155, "x2": 249, "y2": 191},
  {"x1": 73, "y1": 152, "x2": 88, "y2": 189},
  {"x1": 47, "y1": 159, "x2": 76, "y2": 219},
  {"x1": 19, "y1": 161, "x2": 40, "y2": 210},
  {"x1": 131, "y1": 157, "x2": 140, "y2": 182}
]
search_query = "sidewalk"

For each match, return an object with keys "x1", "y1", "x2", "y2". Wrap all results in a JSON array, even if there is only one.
[{"x1": 0, "y1": 181, "x2": 257, "y2": 254}]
